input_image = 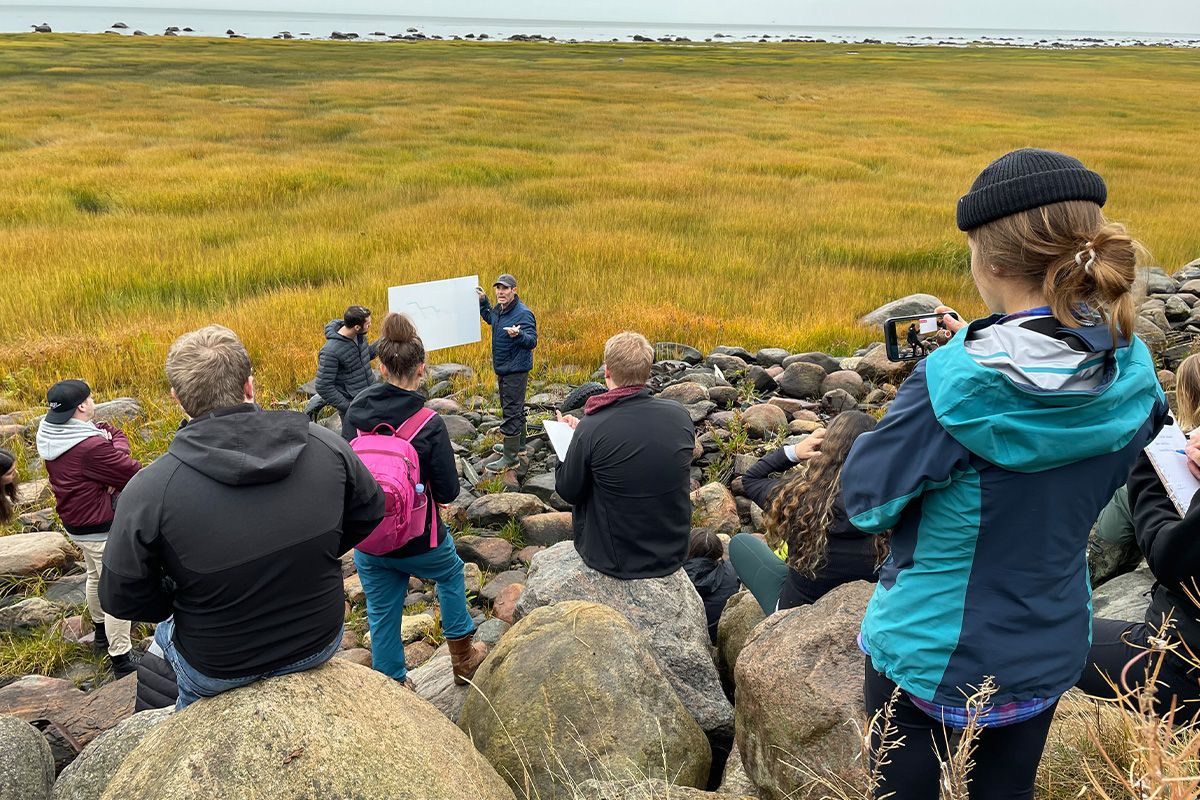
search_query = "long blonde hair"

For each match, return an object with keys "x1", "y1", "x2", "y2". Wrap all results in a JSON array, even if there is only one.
[{"x1": 1176, "y1": 354, "x2": 1200, "y2": 432}]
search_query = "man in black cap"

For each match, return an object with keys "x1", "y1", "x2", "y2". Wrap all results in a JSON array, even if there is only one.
[
  {"x1": 35, "y1": 380, "x2": 142, "y2": 676},
  {"x1": 478, "y1": 274, "x2": 537, "y2": 471}
]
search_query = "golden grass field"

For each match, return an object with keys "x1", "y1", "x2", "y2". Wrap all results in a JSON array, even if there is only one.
[{"x1": 0, "y1": 35, "x2": 1199, "y2": 419}]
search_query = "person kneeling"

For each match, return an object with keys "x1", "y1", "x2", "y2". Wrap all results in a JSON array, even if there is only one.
[
  {"x1": 100, "y1": 325, "x2": 385, "y2": 710},
  {"x1": 344, "y1": 313, "x2": 486, "y2": 687},
  {"x1": 555, "y1": 331, "x2": 695, "y2": 579}
]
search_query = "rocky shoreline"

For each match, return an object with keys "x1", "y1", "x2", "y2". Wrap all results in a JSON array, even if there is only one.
[
  {"x1": 14, "y1": 22, "x2": 1200, "y2": 49},
  {"x1": 2, "y1": 258, "x2": 1199, "y2": 798}
]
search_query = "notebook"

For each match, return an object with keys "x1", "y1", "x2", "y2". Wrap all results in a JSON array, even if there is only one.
[{"x1": 1144, "y1": 423, "x2": 1200, "y2": 516}]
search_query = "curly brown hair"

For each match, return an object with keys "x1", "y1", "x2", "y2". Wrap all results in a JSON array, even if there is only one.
[{"x1": 763, "y1": 411, "x2": 878, "y2": 577}]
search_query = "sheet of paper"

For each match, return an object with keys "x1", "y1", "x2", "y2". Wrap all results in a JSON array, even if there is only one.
[
  {"x1": 543, "y1": 420, "x2": 576, "y2": 461},
  {"x1": 387, "y1": 275, "x2": 482, "y2": 352},
  {"x1": 1145, "y1": 423, "x2": 1200, "y2": 516}
]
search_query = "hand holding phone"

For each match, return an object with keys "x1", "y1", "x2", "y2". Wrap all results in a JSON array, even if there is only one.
[{"x1": 883, "y1": 310, "x2": 961, "y2": 362}]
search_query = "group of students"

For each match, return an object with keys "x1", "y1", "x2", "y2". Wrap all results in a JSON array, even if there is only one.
[{"x1": 7, "y1": 147, "x2": 1198, "y2": 800}]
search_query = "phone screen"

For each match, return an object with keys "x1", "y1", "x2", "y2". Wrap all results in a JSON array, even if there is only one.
[{"x1": 886, "y1": 314, "x2": 954, "y2": 361}]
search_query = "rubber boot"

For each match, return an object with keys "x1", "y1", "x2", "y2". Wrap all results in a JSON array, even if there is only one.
[
  {"x1": 91, "y1": 623, "x2": 109, "y2": 656},
  {"x1": 486, "y1": 436, "x2": 520, "y2": 471},
  {"x1": 492, "y1": 430, "x2": 528, "y2": 455},
  {"x1": 447, "y1": 635, "x2": 487, "y2": 686}
]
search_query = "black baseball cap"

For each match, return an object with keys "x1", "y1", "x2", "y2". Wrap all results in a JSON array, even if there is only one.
[
  {"x1": 46, "y1": 380, "x2": 91, "y2": 424},
  {"x1": 493, "y1": 274, "x2": 517, "y2": 289}
]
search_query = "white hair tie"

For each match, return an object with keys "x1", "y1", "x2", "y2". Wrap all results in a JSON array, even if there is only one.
[{"x1": 1075, "y1": 241, "x2": 1097, "y2": 275}]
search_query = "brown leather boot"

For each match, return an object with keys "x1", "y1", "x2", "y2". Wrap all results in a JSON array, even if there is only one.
[{"x1": 447, "y1": 635, "x2": 487, "y2": 686}]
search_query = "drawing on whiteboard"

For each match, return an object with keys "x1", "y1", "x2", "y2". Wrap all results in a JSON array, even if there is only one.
[{"x1": 387, "y1": 276, "x2": 482, "y2": 353}]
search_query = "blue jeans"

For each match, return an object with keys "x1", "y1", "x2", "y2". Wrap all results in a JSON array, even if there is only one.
[
  {"x1": 353, "y1": 529, "x2": 475, "y2": 681},
  {"x1": 154, "y1": 617, "x2": 343, "y2": 710}
]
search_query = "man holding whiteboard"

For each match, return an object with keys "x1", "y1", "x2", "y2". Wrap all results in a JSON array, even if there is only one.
[{"x1": 478, "y1": 274, "x2": 537, "y2": 471}]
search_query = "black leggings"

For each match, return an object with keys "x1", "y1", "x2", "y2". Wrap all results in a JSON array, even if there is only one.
[
  {"x1": 864, "y1": 660, "x2": 1057, "y2": 800},
  {"x1": 1076, "y1": 617, "x2": 1200, "y2": 722}
]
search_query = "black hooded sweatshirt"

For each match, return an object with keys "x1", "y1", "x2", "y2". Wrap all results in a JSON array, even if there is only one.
[
  {"x1": 100, "y1": 405, "x2": 385, "y2": 679},
  {"x1": 683, "y1": 556, "x2": 740, "y2": 643},
  {"x1": 344, "y1": 383, "x2": 461, "y2": 558}
]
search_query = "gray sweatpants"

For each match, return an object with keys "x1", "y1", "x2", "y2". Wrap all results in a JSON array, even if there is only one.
[{"x1": 498, "y1": 372, "x2": 529, "y2": 437}]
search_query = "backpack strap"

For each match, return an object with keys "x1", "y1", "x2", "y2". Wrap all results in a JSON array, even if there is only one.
[{"x1": 395, "y1": 408, "x2": 438, "y2": 442}]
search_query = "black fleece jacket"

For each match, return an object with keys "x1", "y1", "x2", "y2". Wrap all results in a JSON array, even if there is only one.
[
  {"x1": 344, "y1": 383, "x2": 460, "y2": 557},
  {"x1": 1127, "y1": 449, "x2": 1200, "y2": 650},
  {"x1": 101, "y1": 405, "x2": 385, "y2": 679},
  {"x1": 555, "y1": 390, "x2": 695, "y2": 579}
]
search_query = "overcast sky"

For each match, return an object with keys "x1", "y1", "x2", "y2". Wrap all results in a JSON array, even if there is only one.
[{"x1": 19, "y1": 1, "x2": 1200, "y2": 34}]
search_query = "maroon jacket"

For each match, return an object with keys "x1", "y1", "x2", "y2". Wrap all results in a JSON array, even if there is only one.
[{"x1": 45, "y1": 423, "x2": 142, "y2": 536}]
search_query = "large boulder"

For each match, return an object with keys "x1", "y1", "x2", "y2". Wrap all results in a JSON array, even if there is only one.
[
  {"x1": 0, "y1": 674, "x2": 136, "y2": 752},
  {"x1": 574, "y1": 779, "x2": 755, "y2": 799},
  {"x1": 775, "y1": 362, "x2": 826, "y2": 400},
  {"x1": 93, "y1": 398, "x2": 142, "y2": 425},
  {"x1": 853, "y1": 344, "x2": 914, "y2": 384},
  {"x1": 1091, "y1": 562, "x2": 1154, "y2": 621},
  {"x1": 716, "y1": 590, "x2": 765, "y2": 687},
  {"x1": 455, "y1": 535, "x2": 515, "y2": 572},
  {"x1": 692, "y1": 483, "x2": 740, "y2": 535},
  {"x1": 460, "y1": 602, "x2": 712, "y2": 798},
  {"x1": 0, "y1": 714, "x2": 54, "y2": 800},
  {"x1": 857, "y1": 294, "x2": 942, "y2": 327},
  {"x1": 100, "y1": 659, "x2": 515, "y2": 800},
  {"x1": 515, "y1": 543, "x2": 734, "y2": 738},
  {"x1": 52, "y1": 708, "x2": 173, "y2": 800},
  {"x1": 735, "y1": 581, "x2": 874, "y2": 800},
  {"x1": 0, "y1": 531, "x2": 74, "y2": 578},
  {"x1": 0, "y1": 597, "x2": 62, "y2": 632},
  {"x1": 410, "y1": 648, "x2": 468, "y2": 723},
  {"x1": 1135, "y1": 316, "x2": 1168, "y2": 356},
  {"x1": 467, "y1": 493, "x2": 549, "y2": 527},
  {"x1": 661, "y1": 382, "x2": 710, "y2": 405},
  {"x1": 740, "y1": 404, "x2": 787, "y2": 439}
]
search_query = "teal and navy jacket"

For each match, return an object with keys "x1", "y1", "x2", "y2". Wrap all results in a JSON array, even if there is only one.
[{"x1": 843, "y1": 313, "x2": 1166, "y2": 709}]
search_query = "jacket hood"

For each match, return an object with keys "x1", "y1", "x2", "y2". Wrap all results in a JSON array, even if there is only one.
[
  {"x1": 925, "y1": 315, "x2": 1163, "y2": 472},
  {"x1": 345, "y1": 383, "x2": 425, "y2": 436},
  {"x1": 325, "y1": 319, "x2": 348, "y2": 341},
  {"x1": 683, "y1": 557, "x2": 734, "y2": 593},
  {"x1": 168, "y1": 406, "x2": 311, "y2": 486},
  {"x1": 36, "y1": 419, "x2": 107, "y2": 461}
]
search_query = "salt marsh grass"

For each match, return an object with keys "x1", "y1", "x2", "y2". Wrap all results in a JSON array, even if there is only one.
[{"x1": 0, "y1": 36, "x2": 1198, "y2": 418}]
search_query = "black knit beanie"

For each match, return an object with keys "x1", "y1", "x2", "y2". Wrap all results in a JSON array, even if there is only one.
[{"x1": 956, "y1": 148, "x2": 1107, "y2": 232}]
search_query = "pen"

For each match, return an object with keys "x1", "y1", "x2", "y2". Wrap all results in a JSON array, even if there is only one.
[{"x1": 1177, "y1": 449, "x2": 1189, "y2": 455}]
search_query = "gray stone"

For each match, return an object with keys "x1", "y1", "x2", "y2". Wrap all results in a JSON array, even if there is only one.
[
  {"x1": 455, "y1": 536, "x2": 514, "y2": 572},
  {"x1": 466, "y1": 493, "x2": 548, "y2": 527},
  {"x1": 708, "y1": 385, "x2": 740, "y2": 407},
  {"x1": 686, "y1": 401, "x2": 717, "y2": 423},
  {"x1": 515, "y1": 543, "x2": 734, "y2": 738},
  {"x1": 522, "y1": 472, "x2": 571, "y2": 510},
  {"x1": 854, "y1": 344, "x2": 915, "y2": 384},
  {"x1": 427, "y1": 363, "x2": 476, "y2": 383},
  {"x1": 712, "y1": 346, "x2": 756, "y2": 362},
  {"x1": 93, "y1": 398, "x2": 142, "y2": 425},
  {"x1": 1143, "y1": 267, "x2": 1179, "y2": 296},
  {"x1": 1173, "y1": 259, "x2": 1200, "y2": 283},
  {"x1": 1140, "y1": 305, "x2": 1171, "y2": 334},
  {"x1": 1165, "y1": 295, "x2": 1192, "y2": 322},
  {"x1": 441, "y1": 415, "x2": 478, "y2": 440},
  {"x1": 857, "y1": 294, "x2": 942, "y2": 327},
  {"x1": 716, "y1": 590, "x2": 766, "y2": 687},
  {"x1": 410, "y1": 648, "x2": 467, "y2": 723},
  {"x1": 574, "y1": 779, "x2": 747, "y2": 799},
  {"x1": 783, "y1": 352, "x2": 841, "y2": 374},
  {"x1": 44, "y1": 573, "x2": 87, "y2": 606},
  {"x1": 479, "y1": 570, "x2": 527, "y2": 603},
  {"x1": 754, "y1": 348, "x2": 790, "y2": 367},
  {"x1": 655, "y1": 342, "x2": 703, "y2": 365},
  {"x1": 0, "y1": 597, "x2": 62, "y2": 633},
  {"x1": 519, "y1": 511, "x2": 573, "y2": 546},
  {"x1": 705, "y1": 354, "x2": 749, "y2": 377},
  {"x1": 660, "y1": 382, "x2": 710, "y2": 405},
  {"x1": 473, "y1": 618, "x2": 510, "y2": 645},
  {"x1": 740, "y1": 404, "x2": 787, "y2": 439},
  {"x1": 775, "y1": 362, "x2": 826, "y2": 399},
  {"x1": 821, "y1": 388, "x2": 859, "y2": 414},
  {"x1": 51, "y1": 708, "x2": 173, "y2": 800},
  {"x1": 0, "y1": 714, "x2": 54, "y2": 800},
  {"x1": 1091, "y1": 562, "x2": 1154, "y2": 621},
  {"x1": 1135, "y1": 316, "x2": 1168, "y2": 355},
  {"x1": 746, "y1": 366, "x2": 777, "y2": 393},
  {"x1": 820, "y1": 370, "x2": 867, "y2": 401}
]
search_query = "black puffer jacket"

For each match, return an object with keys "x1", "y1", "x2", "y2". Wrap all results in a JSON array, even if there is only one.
[
  {"x1": 135, "y1": 646, "x2": 178, "y2": 711},
  {"x1": 315, "y1": 320, "x2": 377, "y2": 414},
  {"x1": 684, "y1": 557, "x2": 740, "y2": 644}
]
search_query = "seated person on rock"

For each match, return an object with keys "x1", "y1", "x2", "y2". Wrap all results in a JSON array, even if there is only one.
[
  {"x1": 0, "y1": 447, "x2": 18, "y2": 524},
  {"x1": 728, "y1": 410, "x2": 880, "y2": 615},
  {"x1": 1076, "y1": 417, "x2": 1200, "y2": 721},
  {"x1": 554, "y1": 331, "x2": 695, "y2": 579},
  {"x1": 100, "y1": 325, "x2": 385, "y2": 709},
  {"x1": 683, "y1": 528, "x2": 740, "y2": 643},
  {"x1": 343, "y1": 312, "x2": 486, "y2": 688}
]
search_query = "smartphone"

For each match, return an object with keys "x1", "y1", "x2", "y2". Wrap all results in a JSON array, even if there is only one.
[{"x1": 883, "y1": 311, "x2": 960, "y2": 362}]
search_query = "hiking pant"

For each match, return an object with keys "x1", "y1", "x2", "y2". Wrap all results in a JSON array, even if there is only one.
[
  {"x1": 864, "y1": 660, "x2": 1057, "y2": 800},
  {"x1": 353, "y1": 529, "x2": 476, "y2": 681},
  {"x1": 728, "y1": 532, "x2": 878, "y2": 615},
  {"x1": 1076, "y1": 617, "x2": 1200, "y2": 722},
  {"x1": 155, "y1": 617, "x2": 341, "y2": 710},
  {"x1": 74, "y1": 538, "x2": 132, "y2": 657},
  {"x1": 498, "y1": 371, "x2": 529, "y2": 436}
]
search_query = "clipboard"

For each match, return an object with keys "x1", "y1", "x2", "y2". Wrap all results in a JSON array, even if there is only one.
[
  {"x1": 542, "y1": 420, "x2": 576, "y2": 461},
  {"x1": 1144, "y1": 423, "x2": 1200, "y2": 516}
]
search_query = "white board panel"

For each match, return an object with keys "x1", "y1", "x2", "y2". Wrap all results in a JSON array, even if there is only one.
[{"x1": 387, "y1": 275, "x2": 482, "y2": 353}]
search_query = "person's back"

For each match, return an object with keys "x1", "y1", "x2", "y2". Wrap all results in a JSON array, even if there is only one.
[
  {"x1": 102, "y1": 325, "x2": 384, "y2": 707},
  {"x1": 314, "y1": 305, "x2": 376, "y2": 435},
  {"x1": 683, "y1": 529, "x2": 740, "y2": 643},
  {"x1": 555, "y1": 332, "x2": 695, "y2": 579}
]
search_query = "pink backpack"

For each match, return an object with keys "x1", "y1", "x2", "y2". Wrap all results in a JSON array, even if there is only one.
[{"x1": 350, "y1": 408, "x2": 439, "y2": 555}]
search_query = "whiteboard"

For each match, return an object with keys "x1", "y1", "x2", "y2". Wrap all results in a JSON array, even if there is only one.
[{"x1": 387, "y1": 275, "x2": 482, "y2": 353}]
